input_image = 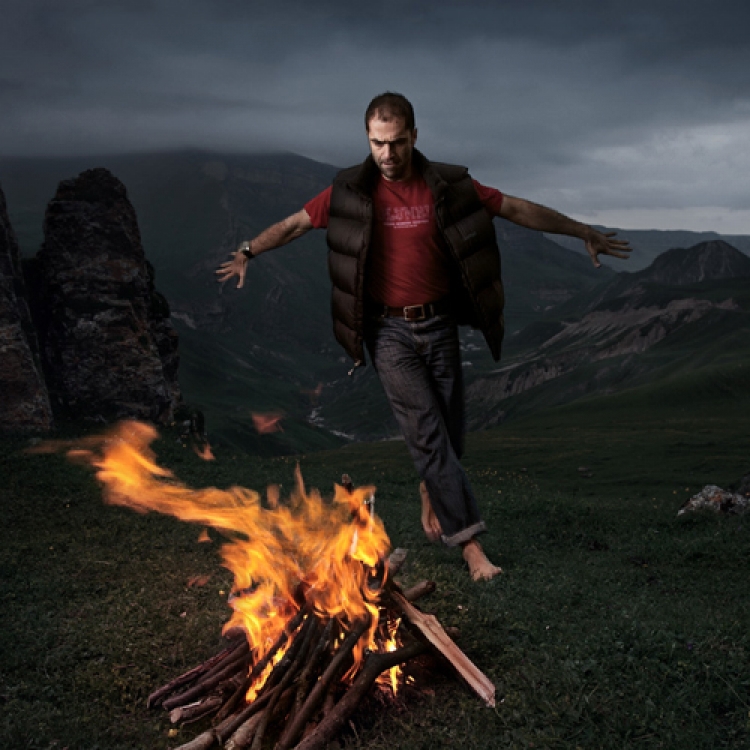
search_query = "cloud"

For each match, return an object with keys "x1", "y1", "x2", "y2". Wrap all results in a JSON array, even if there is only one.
[{"x1": 0, "y1": 0, "x2": 749, "y2": 232}]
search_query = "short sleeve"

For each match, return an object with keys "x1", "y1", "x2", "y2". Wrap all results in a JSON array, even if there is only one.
[
  {"x1": 472, "y1": 179, "x2": 504, "y2": 217},
  {"x1": 303, "y1": 186, "x2": 333, "y2": 229}
]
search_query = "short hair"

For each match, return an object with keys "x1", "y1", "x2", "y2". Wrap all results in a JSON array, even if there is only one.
[{"x1": 364, "y1": 92, "x2": 415, "y2": 132}]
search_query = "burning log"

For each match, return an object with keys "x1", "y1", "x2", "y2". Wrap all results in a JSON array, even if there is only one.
[
  {"x1": 292, "y1": 640, "x2": 430, "y2": 750},
  {"x1": 392, "y1": 591, "x2": 496, "y2": 708}
]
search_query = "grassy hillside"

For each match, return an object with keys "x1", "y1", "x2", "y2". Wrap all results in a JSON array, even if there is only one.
[{"x1": 1, "y1": 384, "x2": 748, "y2": 748}]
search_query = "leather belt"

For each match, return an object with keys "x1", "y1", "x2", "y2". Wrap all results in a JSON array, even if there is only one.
[{"x1": 369, "y1": 299, "x2": 452, "y2": 322}]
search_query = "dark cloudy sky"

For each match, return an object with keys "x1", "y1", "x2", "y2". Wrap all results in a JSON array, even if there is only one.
[{"x1": 2, "y1": 0, "x2": 749, "y2": 233}]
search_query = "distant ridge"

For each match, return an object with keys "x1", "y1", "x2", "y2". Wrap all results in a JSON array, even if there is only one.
[
  {"x1": 576, "y1": 239, "x2": 750, "y2": 314},
  {"x1": 638, "y1": 240, "x2": 750, "y2": 286}
]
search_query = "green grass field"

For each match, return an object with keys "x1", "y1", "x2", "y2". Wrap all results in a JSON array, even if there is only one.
[{"x1": 1, "y1": 388, "x2": 749, "y2": 749}]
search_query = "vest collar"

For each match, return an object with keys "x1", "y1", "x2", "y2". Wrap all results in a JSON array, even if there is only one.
[
  {"x1": 346, "y1": 149, "x2": 450, "y2": 202},
  {"x1": 411, "y1": 150, "x2": 450, "y2": 203}
]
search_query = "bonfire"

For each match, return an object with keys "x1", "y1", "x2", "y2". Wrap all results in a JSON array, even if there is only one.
[{"x1": 63, "y1": 420, "x2": 494, "y2": 750}]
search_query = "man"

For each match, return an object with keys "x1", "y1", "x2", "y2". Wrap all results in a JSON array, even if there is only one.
[{"x1": 216, "y1": 92, "x2": 631, "y2": 581}]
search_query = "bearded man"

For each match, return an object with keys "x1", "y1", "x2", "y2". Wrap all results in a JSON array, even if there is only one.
[{"x1": 216, "y1": 92, "x2": 630, "y2": 581}]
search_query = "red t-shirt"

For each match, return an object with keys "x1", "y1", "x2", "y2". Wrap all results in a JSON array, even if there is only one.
[{"x1": 304, "y1": 174, "x2": 504, "y2": 307}]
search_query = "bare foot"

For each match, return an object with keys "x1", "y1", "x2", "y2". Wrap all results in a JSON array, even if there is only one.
[
  {"x1": 462, "y1": 539, "x2": 502, "y2": 581},
  {"x1": 419, "y1": 481, "x2": 442, "y2": 542}
]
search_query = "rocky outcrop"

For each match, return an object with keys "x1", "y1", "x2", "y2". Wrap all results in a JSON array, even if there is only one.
[
  {"x1": 0, "y1": 185, "x2": 54, "y2": 431},
  {"x1": 678, "y1": 485, "x2": 750, "y2": 516},
  {"x1": 31, "y1": 168, "x2": 180, "y2": 424}
]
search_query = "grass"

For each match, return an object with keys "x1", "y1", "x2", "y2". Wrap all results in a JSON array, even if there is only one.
[{"x1": 1, "y1": 395, "x2": 749, "y2": 749}]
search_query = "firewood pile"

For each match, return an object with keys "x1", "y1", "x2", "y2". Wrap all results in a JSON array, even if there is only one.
[{"x1": 149, "y1": 550, "x2": 494, "y2": 750}]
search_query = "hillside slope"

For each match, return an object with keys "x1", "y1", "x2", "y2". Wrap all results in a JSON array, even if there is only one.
[{"x1": 465, "y1": 240, "x2": 750, "y2": 430}]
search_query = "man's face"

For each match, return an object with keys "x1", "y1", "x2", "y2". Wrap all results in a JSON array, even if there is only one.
[{"x1": 367, "y1": 116, "x2": 417, "y2": 182}]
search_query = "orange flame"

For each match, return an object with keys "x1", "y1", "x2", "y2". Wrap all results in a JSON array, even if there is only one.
[
  {"x1": 374, "y1": 615, "x2": 403, "y2": 695},
  {"x1": 251, "y1": 412, "x2": 284, "y2": 434},
  {"x1": 72, "y1": 420, "x2": 391, "y2": 681},
  {"x1": 193, "y1": 441, "x2": 216, "y2": 461}
]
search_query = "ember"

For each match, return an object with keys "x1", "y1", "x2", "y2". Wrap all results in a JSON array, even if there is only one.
[{"x1": 65, "y1": 420, "x2": 494, "y2": 749}]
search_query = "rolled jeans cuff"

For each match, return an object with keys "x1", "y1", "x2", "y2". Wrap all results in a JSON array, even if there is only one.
[{"x1": 441, "y1": 521, "x2": 487, "y2": 548}]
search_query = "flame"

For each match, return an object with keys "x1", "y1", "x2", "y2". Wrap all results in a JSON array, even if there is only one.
[
  {"x1": 374, "y1": 615, "x2": 404, "y2": 695},
  {"x1": 193, "y1": 441, "x2": 215, "y2": 461},
  {"x1": 71, "y1": 420, "x2": 391, "y2": 686},
  {"x1": 251, "y1": 412, "x2": 284, "y2": 434}
]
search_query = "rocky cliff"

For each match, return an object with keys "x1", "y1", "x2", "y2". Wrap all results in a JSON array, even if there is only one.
[
  {"x1": 22, "y1": 168, "x2": 180, "y2": 426},
  {"x1": 0, "y1": 186, "x2": 54, "y2": 431}
]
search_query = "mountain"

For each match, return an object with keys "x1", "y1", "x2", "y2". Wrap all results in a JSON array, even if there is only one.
[
  {"x1": 1, "y1": 150, "x2": 621, "y2": 447},
  {"x1": 568, "y1": 240, "x2": 750, "y2": 315},
  {"x1": 632, "y1": 240, "x2": 750, "y2": 285},
  {"x1": 464, "y1": 240, "x2": 750, "y2": 429},
  {"x1": 4, "y1": 151, "x2": 748, "y2": 450}
]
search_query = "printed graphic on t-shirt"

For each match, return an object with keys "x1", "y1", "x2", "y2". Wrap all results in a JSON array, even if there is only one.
[{"x1": 381, "y1": 204, "x2": 432, "y2": 229}]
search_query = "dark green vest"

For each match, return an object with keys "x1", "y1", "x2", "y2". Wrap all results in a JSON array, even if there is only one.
[{"x1": 327, "y1": 149, "x2": 505, "y2": 365}]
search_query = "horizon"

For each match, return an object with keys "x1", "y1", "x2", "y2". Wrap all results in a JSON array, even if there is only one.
[{"x1": 1, "y1": 146, "x2": 749, "y2": 239}]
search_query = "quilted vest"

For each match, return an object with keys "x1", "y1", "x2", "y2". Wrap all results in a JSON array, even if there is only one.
[{"x1": 327, "y1": 149, "x2": 505, "y2": 365}]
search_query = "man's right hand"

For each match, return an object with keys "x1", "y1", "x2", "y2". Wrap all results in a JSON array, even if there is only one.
[
  {"x1": 213, "y1": 209, "x2": 314, "y2": 290},
  {"x1": 215, "y1": 248, "x2": 250, "y2": 289}
]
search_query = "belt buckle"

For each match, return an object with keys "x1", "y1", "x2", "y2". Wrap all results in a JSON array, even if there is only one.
[{"x1": 403, "y1": 304, "x2": 427, "y2": 321}]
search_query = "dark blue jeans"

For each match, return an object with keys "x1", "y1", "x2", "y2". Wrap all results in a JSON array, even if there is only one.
[{"x1": 365, "y1": 313, "x2": 486, "y2": 546}]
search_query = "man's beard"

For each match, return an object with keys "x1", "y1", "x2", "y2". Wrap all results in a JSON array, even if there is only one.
[{"x1": 378, "y1": 156, "x2": 410, "y2": 181}]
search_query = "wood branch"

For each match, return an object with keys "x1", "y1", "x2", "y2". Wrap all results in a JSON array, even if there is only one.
[
  {"x1": 391, "y1": 591, "x2": 495, "y2": 708},
  {"x1": 162, "y1": 648, "x2": 252, "y2": 711},
  {"x1": 387, "y1": 547, "x2": 408, "y2": 577},
  {"x1": 172, "y1": 730, "x2": 220, "y2": 750},
  {"x1": 402, "y1": 580, "x2": 436, "y2": 602},
  {"x1": 172, "y1": 686, "x2": 281, "y2": 750},
  {"x1": 293, "y1": 619, "x2": 335, "y2": 714},
  {"x1": 248, "y1": 614, "x2": 319, "y2": 750},
  {"x1": 293, "y1": 641, "x2": 430, "y2": 750},
  {"x1": 215, "y1": 685, "x2": 280, "y2": 745},
  {"x1": 169, "y1": 694, "x2": 224, "y2": 725},
  {"x1": 282, "y1": 620, "x2": 326, "y2": 736},
  {"x1": 212, "y1": 606, "x2": 309, "y2": 724},
  {"x1": 224, "y1": 687, "x2": 296, "y2": 750},
  {"x1": 147, "y1": 637, "x2": 245, "y2": 708},
  {"x1": 274, "y1": 617, "x2": 372, "y2": 750},
  {"x1": 222, "y1": 711, "x2": 263, "y2": 750},
  {"x1": 248, "y1": 686, "x2": 296, "y2": 750},
  {"x1": 201, "y1": 641, "x2": 250, "y2": 681}
]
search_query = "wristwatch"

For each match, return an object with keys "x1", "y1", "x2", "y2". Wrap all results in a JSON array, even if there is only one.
[{"x1": 239, "y1": 241, "x2": 254, "y2": 259}]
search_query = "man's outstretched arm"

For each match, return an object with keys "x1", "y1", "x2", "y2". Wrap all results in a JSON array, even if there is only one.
[
  {"x1": 215, "y1": 208, "x2": 314, "y2": 288},
  {"x1": 499, "y1": 195, "x2": 631, "y2": 268}
]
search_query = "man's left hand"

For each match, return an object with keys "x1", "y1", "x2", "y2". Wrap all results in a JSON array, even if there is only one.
[{"x1": 585, "y1": 229, "x2": 632, "y2": 268}]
